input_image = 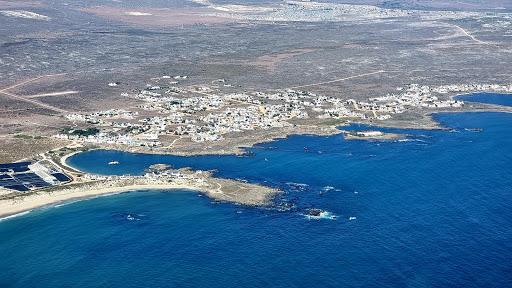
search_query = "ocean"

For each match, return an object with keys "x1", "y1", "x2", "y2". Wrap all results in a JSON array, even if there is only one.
[{"x1": 1, "y1": 93, "x2": 511, "y2": 287}]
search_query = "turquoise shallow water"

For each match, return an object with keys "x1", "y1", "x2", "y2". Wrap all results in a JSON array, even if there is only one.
[{"x1": 1, "y1": 94, "x2": 512, "y2": 287}]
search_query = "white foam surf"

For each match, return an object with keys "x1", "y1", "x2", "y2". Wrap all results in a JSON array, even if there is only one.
[
  {"x1": 304, "y1": 211, "x2": 337, "y2": 220},
  {"x1": 0, "y1": 211, "x2": 31, "y2": 222}
]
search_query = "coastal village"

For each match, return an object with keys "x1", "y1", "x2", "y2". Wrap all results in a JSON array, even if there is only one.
[
  {"x1": 2, "y1": 75, "x2": 511, "y2": 207},
  {"x1": 54, "y1": 75, "x2": 512, "y2": 148}
]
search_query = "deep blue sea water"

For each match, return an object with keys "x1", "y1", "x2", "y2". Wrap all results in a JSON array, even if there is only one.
[
  {"x1": 456, "y1": 92, "x2": 512, "y2": 107},
  {"x1": 1, "y1": 94, "x2": 512, "y2": 287}
]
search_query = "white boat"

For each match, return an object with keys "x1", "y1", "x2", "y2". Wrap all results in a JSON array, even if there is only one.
[{"x1": 108, "y1": 161, "x2": 120, "y2": 165}]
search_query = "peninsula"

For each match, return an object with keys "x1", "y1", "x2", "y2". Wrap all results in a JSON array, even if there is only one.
[{"x1": 0, "y1": 148, "x2": 279, "y2": 219}]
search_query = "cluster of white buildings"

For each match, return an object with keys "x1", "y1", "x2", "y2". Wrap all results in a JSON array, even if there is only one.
[
  {"x1": 370, "y1": 84, "x2": 465, "y2": 110},
  {"x1": 65, "y1": 109, "x2": 138, "y2": 124},
  {"x1": 146, "y1": 169, "x2": 208, "y2": 185},
  {"x1": 216, "y1": 0, "x2": 482, "y2": 23},
  {"x1": 432, "y1": 83, "x2": 512, "y2": 94},
  {"x1": 57, "y1": 77, "x2": 512, "y2": 146},
  {"x1": 202, "y1": 104, "x2": 300, "y2": 133},
  {"x1": 83, "y1": 168, "x2": 208, "y2": 187},
  {"x1": 55, "y1": 132, "x2": 161, "y2": 147}
]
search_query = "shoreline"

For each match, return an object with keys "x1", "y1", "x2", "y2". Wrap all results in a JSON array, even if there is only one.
[
  {"x1": 0, "y1": 160, "x2": 279, "y2": 219},
  {"x1": 0, "y1": 183, "x2": 207, "y2": 220},
  {"x1": 2, "y1": 104, "x2": 511, "y2": 221},
  {"x1": 66, "y1": 107, "x2": 512, "y2": 159},
  {"x1": 72, "y1": 104, "x2": 512, "y2": 159},
  {"x1": 59, "y1": 149, "x2": 86, "y2": 174}
]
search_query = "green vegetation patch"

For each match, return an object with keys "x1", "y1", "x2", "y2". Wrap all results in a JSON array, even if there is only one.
[{"x1": 62, "y1": 127, "x2": 100, "y2": 137}]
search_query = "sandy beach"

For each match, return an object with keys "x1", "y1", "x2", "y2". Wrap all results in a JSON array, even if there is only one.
[
  {"x1": 0, "y1": 174, "x2": 278, "y2": 220},
  {"x1": 0, "y1": 183, "x2": 199, "y2": 219}
]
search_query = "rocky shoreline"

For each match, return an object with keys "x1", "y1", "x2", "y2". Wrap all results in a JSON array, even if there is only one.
[{"x1": 0, "y1": 154, "x2": 280, "y2": 219}]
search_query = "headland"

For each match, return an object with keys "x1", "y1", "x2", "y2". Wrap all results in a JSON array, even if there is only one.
[{"x1": 0, "y1": 149, "x2": 279, "y2": 219}]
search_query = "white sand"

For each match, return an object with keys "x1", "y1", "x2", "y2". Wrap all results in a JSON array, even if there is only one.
[{"x1": 0, "y1": 183, "x2": 203, "y2": 219}]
